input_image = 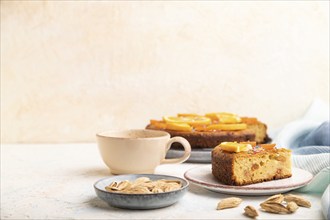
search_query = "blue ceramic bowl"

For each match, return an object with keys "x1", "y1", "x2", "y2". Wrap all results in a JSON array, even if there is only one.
[{"x1": 94, "y1": 174, "x2": 189, "y2": 210}]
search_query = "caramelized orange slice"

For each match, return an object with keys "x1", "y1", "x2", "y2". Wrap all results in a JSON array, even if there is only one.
[
  {"x1": 218, "y1": 115, "x2": 242, "y2": 124},
  {"x1": 240, "y1": 141, "x2": 257, "y2": 147},
  {"x1": 219, "y1": 142, "x2": 253, "y2": 152},
  {"x1": 205, "y1": 113, "x2": 221, "y2": 121},
  {"x1": 259, "y1": 143, "x2": 276, "y2": 150},
  {"x1": 205, "y1": 112, "x2": 242, "y2": 124},
  {"x1": 194, "y1": 125, "x2": 207, "y2": 132},
  {"x1": 163, "y1": 116, "x2": 211, "y2": 126},
  {"x1": 166, "y1": 122, "x2": 192, "y2": 132},
  {"x1": 150, "y1": 120, "x2": 167, "y2": 129},
  {"x1": 241, "y1": 117, "x2": 258, "y2": 124}
]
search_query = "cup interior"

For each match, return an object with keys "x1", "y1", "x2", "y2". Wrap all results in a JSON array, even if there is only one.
[{"x1": 97, "y1": 129, "x2": 169, "y2": 139}]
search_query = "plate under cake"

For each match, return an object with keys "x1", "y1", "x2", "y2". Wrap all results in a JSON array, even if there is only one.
[{"x1": 184, "y1": 165, "x2": 313, "y2": 196}]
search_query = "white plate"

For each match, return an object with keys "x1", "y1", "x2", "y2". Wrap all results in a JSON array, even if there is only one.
[{"x1": 184, "y1": 165, "x2": 313, "y2": 196}]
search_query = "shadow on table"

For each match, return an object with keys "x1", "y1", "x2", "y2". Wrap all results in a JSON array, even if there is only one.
[
  {"x1": 74, "y1": 167, "x2": 111, "y2": 177},
  {"x1": 85, "y1": 196, "x2": 119, "y2": 211},
  {"x1": 187, "y1": 183, "x2": 221, "y2": 199},
  {"x1": 187, "y1": 183, "x2": 269, "y2": 201},
  {"x1": 85, "y1": 196, "x2": 171, "y2": 212}
]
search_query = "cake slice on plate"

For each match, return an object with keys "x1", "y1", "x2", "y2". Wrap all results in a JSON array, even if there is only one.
[{"x1": 212, "y1": 142, "x2": 292, "y2": 186}]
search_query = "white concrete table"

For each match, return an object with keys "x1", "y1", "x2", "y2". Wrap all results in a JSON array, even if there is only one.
[{"x1": 1, "y1": 144, "x2": 324, "y2": 219}]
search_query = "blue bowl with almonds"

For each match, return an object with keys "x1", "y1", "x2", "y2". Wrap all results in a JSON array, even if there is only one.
[{"x1": 94, "y1": 174, "x2": 189, "y2": 209}]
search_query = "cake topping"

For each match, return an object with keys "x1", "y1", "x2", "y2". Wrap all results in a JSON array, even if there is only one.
[
  {"x1": 166, "y1": 122, "x2": 192, "y2": 132},
  {"x1": 218, "y1": 142, "x2": 278, "y2": 153},
  {"x1": 218, "y1": 142, "x2": 253, "y2": 152},
  {"x1": 259, "y1": 143, "x2": 276, "y2": 150},
  {"x1": 205, "y1": 112, "x2": 242, "y2": 124},
  {"x1": 251, "y1": 144, "x2": 277, "y2": 153},
  {"x1": 150, "y1": 112, "x2": 251, "y2": 132},
  {"x1": 251, "y1": 145, "x2": 264, "y2": 153},
  {"x1": 163, "y1": 115, "x2": 211, "y2": 126}
]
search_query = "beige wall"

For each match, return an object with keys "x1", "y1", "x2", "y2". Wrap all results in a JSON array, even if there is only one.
[{"x1": 1, "y1": 1, "x2": 329, "y2": 143}]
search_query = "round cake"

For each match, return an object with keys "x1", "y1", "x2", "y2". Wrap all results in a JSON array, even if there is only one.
[{"x1": 146, "y1": 113, "x2": 270, "y2": 149}]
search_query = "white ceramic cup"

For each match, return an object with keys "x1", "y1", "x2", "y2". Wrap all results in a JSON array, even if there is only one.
[{"x1": 96, "y1": 129, "x2": 191, "y2": 174}]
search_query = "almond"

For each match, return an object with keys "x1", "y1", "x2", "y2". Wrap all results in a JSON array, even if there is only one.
[
  {"x1": 263, "y1": 194, "x2": 284, "y2": 204},
  {"x1": 244, "y1": 205, "x2": 259, "y2": 218},
  {"x1": 217, "y1": 197, "x2": 242, "y2": 210},
  {"x1": 284, "y1": 194, "x2": 311, "y2": 208},
  {"x1": 260, "y1": 202, "x2": 289, "y2": 214},
  {"x1": 287, "y1": 201, "x2": 299, "y2": 213}
]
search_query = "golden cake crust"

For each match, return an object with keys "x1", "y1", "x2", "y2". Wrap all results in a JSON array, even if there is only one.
[
  {"x1": 246, "y1": 123, "x2": 269, "y2": 144},
  {"x1": 146, "y1": 124, "x2": 256, "y2": 149}
]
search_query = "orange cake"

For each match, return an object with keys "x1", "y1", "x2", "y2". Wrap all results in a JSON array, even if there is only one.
[
  {"x1": 212, "y1": 142, "x2": 292, "y2": 186},
  {"x1": 146, "y1": 113, "x2": 269, "y2": 149}
]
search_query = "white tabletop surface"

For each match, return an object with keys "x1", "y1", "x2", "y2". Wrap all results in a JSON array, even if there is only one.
[{"x1": 1, "y1": 144, "x2": 324, "y2": 219}]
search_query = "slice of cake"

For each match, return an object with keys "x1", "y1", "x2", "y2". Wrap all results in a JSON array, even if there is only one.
[
  {"x1": 241, "y1": 117, "x2": 268, "y2": 144},
  {"x1": 146, "y1": 112, "x2": 270, "y2": 149},
  {"x1": 212, "y1": 142, "x2": 292, "y2": 186}
]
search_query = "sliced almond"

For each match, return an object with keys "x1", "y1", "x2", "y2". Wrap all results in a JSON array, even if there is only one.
[
  {"x1": 117, "y1": 180, "x2": 131, "y2": 190},
  {"x1": 134, "y1": 177, "x2": 151, "y2": 184},
  {"x1": 152, "y1": 188, "x2": 164, "y2": 193},
  {"x1": 105, "y1": 177, "x2": 182, "y2": 194},
  {"x1": 105, "y1": 181, "x2": 119, "y2": 191}
]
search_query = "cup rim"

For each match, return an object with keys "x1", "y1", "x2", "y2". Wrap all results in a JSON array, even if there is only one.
[{"x1": 96, "y1": 129, "x2": 170, "y2": 140}]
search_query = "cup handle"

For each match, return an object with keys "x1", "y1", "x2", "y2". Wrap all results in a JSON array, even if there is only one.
[{"x1": 161, "y1": 136, "x2": 191, "y2": 164}]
